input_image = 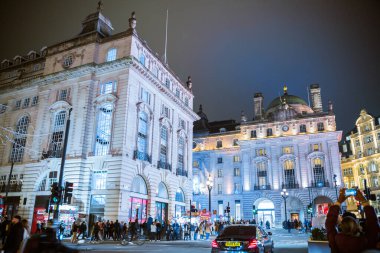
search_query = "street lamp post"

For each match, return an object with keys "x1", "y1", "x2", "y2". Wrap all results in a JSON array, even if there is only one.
[
  {"x1": 281, "y1": 189, "x2": 289, "y2": 226},
  {"x1": 333, "y1": 174, "x2": 338, "y2": 200},
  {"x1": 206, "y1": 175, "x2": 213, "y2": 212}
]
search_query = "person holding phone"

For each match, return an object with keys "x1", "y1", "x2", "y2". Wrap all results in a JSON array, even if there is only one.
[{"x1": 325, "y1": 188, "x2": 379, "y2": 253}]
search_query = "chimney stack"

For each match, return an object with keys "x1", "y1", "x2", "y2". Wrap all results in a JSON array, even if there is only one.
[
  {"x1": 253, "y1": 93, "x2": 264, "y2": 120},
  {"x1": 309, "y1": 84, "x2": 323, "y2": 113}
]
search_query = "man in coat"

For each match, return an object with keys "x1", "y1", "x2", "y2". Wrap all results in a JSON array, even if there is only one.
[{"x1": 3, "y1": 215, "x2": 24, "y2": 253}]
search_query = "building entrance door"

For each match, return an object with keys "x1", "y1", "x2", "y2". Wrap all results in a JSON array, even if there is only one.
[{"x1": 255, "y1": 199, "x2": 275, "y2": 228}]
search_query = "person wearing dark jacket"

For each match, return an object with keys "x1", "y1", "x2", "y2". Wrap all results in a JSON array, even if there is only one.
[
  {"x1": 326, "y1": 188, "x2": 379, "y2": 253},
  {"x1": 3, "y1": 215, "x2": 24, "y2": 253}
]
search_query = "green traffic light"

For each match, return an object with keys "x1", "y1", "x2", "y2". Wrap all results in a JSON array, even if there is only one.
[{"x1": 52, "y1": 196, "x2": 59, "y2": 203}]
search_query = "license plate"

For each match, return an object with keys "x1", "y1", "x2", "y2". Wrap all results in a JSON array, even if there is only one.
[{"x1": 225, "y1": 241, "x2": 241, "y2": 247}]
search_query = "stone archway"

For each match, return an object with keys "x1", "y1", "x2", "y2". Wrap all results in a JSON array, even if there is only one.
[
  {"x1": 286, "y1": 196, "x2": 305, "y2": 224},
  {"x1": 254, "y1": 198, "x2": 275, "y2": 228},
  {"x1": 313, "y1": 195, "x2": 333, "y2": 216}
]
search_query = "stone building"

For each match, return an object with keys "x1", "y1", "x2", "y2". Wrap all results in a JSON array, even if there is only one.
[
  {"x1": 0, "y1": 5, "x2": 198, "y2": 231},
  {"x1": 192, "y1": 85, "x2": 342, "y2": 226},
  {"x1": 340, "y1": 109, "x2": 380, "y2": 213}
]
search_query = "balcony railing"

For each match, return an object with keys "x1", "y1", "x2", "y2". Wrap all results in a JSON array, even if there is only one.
[
  {"x1": 311, "y1": 181, "x2": 330, "y2": 188},
  {"x1": 254, "y1": 184, "x2": 271, "y2": 190},
  {"x1": 0, "y1": 182, "x2": 23, "y2": 192},
  {"x1": 41, "y1": 150, "x2": 63, "y2": 159},
  {"x1": 176, "y1": 168, "x2": 188, "y2": 177},
  {"x1": 257, "y1": 171, "x2": 267, "y2": 177},
  {"x1": 157, "y1": 161, "x2": 172, "y2": 171},
  {"x1": 133, "y1": 150, "x2": 151, "y2": 163},
  {"x1": 282, "y1": 182, "x2": 299, "y2": 189}
]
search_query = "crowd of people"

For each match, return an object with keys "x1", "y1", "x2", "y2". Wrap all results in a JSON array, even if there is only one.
[{"x1": 325, "y1": 188, "x2": 380, "y2": 253}]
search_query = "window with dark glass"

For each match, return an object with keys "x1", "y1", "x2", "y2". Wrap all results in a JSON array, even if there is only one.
[
  {"x1": 317, "y1": 122, "x2": 324, "y2": 131},
  {"x1": 10, "y1": 116, "x2": 30, "y2": 162},
  {"x1": 216, "y1": 140, "x2": 223, "y2": 148},
  {"x1": 300, "y1": 124, "x2": 306, "y2": 133},
  {"x1": 267, "y1": 128, "x2": 273, "y2": 136}
]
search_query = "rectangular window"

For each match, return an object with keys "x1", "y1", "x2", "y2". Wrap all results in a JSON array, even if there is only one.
[
  {"x1": 22, "y1": 98, "x2": 30, "y2": 108},
  {"x1": 165, "y1": 78, "x2": 170, "y2": 88},
  {"x1": 48, "y1": 171, "x2": 58, "y2": 186},
  {"x1": 185, "y1": 97, "x2": 189, "y2": 107},
  {"x1": 317, "y1": 122, "x2": 324, "y2": 131},
  {"x1": 175, "y1": 88, "x2": 180, "y2": 98},
  {"x1": 367, "y1": 148, "x2": 374, "y2": 156},
  {"x1": 313, "y1": 144, "x2": 320, "y2": 152},
  {"x1": 161, "y1": 105, "x2": 171, "y2": 119},
  {"x1": 218, "y1": 184, "x2": 223, "y2": 194},
  {"x1": 218, "y1": 200, "x2": 224, "y2": 216},
  {"x1": 179, "y1": 118, "x2": 186, "y2": 130},
  {"x1": 233, "y1": 139, "x2": 239, "y2": 146},
  {"x1": 235, "y1": 200, "x2": 241, "y2": 221},
  {"x1": 31, "y1": 96, "x2": 39, "y2": 106},
  {"x1": 217, "y1": 157, "x2": 223, "y2": 164},
  {"x1": 140, "y1": 88, "x2": 151, "y2": 105},
  {"x1": 365, "y1": 135, "x2": 373, "y2": 143},
  {"x1": 193, "y1": 161, "x2": 199, "y2": 168},
  {"x1": 267, "y1": 128, "x2": 273, "y2": 137},
  {"x1": 234, "y1": 168, "x2": 240, "y2": 177},
  {"x1": 377, "y1": 132, "x2": 380, "y2": 140},
  {"x1": 256, "y1": 149, "x2": 266, "y2": 156},
  {"x1": 218, "y1": 169, "x2": 223, "y2": 178},
  {"x1": 233, "y1": 156, "x2": 240, "y2": 162},
  {"x1": 251, "y1": 130, "x2": 257, "y2": 138},
  {"x1": 106, "y1": 48, "x2": 117, "y2": 62},
  {"x1": 0, "y1": 104, "x2": 7, "y2": 114},
  {"x1": 282, "y1": 146, "x2": 293, "y2": 154},
  {"x1": 59, "y1": 89, "x2": 68, "y2": 101},
  {"x1": 234, "y1": 183, "x2": 241, "y2": 194},
  {"x1": 15, "y1": 100, "x2": 21, "y2": 109},
  {"x1": 355, "y1": 140, "x2": 360, "y2": 147},
  {"x1": 93, "y1": 170, "x2": 107, "y2": 189},
  {"x1": 216, "y1": 140, "x2": 223, "y2": 148},
  {"x1": 100, "y1": 81, "x2": 117, "y2": 95},
  {"x1": 300, "y1": 124, "x2": 306, "y2": 133}
]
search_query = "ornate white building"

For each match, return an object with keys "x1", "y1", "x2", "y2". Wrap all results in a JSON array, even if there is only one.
[
  {"x1": 0, "y1": 5, "x2": 198, "y2": 231},
  {"x1": 192, "y1": 85, "x2": 342, "y2": 226}
]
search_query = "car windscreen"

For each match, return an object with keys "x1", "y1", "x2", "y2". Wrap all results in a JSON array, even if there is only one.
[{"x1": 219, "y1": 226, "x2": 256, "y2": 237}]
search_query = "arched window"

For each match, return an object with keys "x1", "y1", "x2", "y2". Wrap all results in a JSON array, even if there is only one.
[
  {"x1": 159, "y1": 126, "x2": 168, "y2": 169},
  {"x1": 175, "y1": 188, "x2": 185, "y2": 202},
  {"x1": 157, "y1": 182, "x2": 168, "y2": 199},
  {"x1": 283, "y1": 160, "x2": 297, "y2": 189},
  {"x1": 94, "y1": 104, "x2": 113, "y2": 156},
  {"x1": 106, "y1": 48, "x2": 117, "y2": 62},
  {"x1": 10, "y1": 116, "x2": 30, "y2": 162},
  {"x1": 257, "y1": 161, "x2": 268, "y2": 189},
  {"x1": 313, "y1": 158, "x2": 325, "y2": 187},
  {"x1": 177, "y1": 137, "x2": 186, "y2": 176},
  {"x1": 48, "y1": 111, "x2": 66, "y2": 158},
  {"x1": 136, "y1": 112, "x2": 149, "y2": 161},
  {"x1": 131, "y1": 175, "x2": 147, "y2": 194}
]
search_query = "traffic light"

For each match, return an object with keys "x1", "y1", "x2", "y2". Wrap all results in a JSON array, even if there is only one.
[
  {"x1": 307, "y1": 204, "x2": 313, "y2": 214},
  {"x1": 252, "y1": 205, "x2": 258, "y2": 215},
  {"x1": 51, "y1": 182, "x2": 61, "y2": 204},
  {"x1": 64, "y1": 181, "x2": 74, "y2": 204},
  {"x1": 226, "y1": 206, "x2": 230, "y2": 213}
]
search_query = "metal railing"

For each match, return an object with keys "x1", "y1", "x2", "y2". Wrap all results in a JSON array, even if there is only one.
[
  {"x1": 311, "y1": 181, "x2": 330, "y2": 188},
  {"x1": 157, "y1": 161, "x2": 172, "y2": 171},
  {"x1": 281, "y1": 182, "x2": 299, "y2": 189},
  {"x1": 0, "y1": 182, "x2": 23, "y2": 192},
  {"x1": 133, "y1": 150, "x2": 151, "y2": 162},
  {"x1": 176, "y1": 168, "x2": 188, "y2": 177},
  {"x1": 254, "y1": 184, "x2": 271, "y2": 190}
]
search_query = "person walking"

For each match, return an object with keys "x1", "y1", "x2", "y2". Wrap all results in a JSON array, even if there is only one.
[
  {"x1": 3, "y1": 215, "x2": 24, "y2": 253},
  {"x1": 0, "y1": 216, "x2": 10, "y2": 245},
  {"x1": 80, "y1": 221, "x2": 87, "y2": 239},
  {"x1": 150, "y1": 221, "x2": 157, "y2": 241},
  {"x1": 18, "y1": 219, "x2": 30, "y2": 253},
  {"x1": 71, "y1": 221, "x2": 78, "y2": 243},
  {"x1": 156, "y1": 220, "x2": 162, "y2": 241}
]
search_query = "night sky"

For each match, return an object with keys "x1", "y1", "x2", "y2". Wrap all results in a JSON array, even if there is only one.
[{"x1": 1, "y1": 0, "x2": 379, "y2": 134}]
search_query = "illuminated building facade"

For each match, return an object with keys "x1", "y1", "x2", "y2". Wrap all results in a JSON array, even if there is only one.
[
  {"x1": 340, "y1": 109, "x2": 380, "y2": 213},
  {"x1": 193, "y1": 85, "x2": 342, "y2": 226},
  {"x1": 0, "y1": 5, "x2": 198, "y2": 230}
]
